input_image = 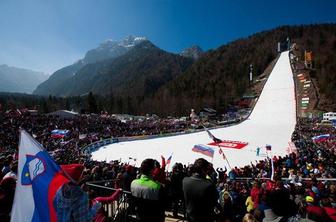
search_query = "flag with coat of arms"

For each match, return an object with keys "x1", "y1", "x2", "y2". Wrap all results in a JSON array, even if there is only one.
[{"x1": 11, "y1": 130, "x2": 70, "y2": 222}]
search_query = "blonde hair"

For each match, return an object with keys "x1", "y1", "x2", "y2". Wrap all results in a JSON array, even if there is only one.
[{"x1": 242, "y1": 213, "x2": 257, "y2": 222}]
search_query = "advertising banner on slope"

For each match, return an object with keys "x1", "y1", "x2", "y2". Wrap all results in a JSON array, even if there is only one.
[{"x1": 208, "y1": 140, "x2": 248, "y2": 149}]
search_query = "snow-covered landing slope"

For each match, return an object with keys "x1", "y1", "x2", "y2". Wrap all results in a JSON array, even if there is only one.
[{"x1": 92, "y1": 51, "x2": 296, "y2": 169}]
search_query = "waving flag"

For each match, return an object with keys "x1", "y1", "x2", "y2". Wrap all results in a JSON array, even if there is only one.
[
  {"x1": 312, "y1": 134, "x2": 330, "y2": 143},
  {"x1": 205, "y1": 129, "x2": 222, "y2": 143},
  {"x1": 11, "y1": 130, "x2": 70, "y2": 222},
  {"x1": 166, "y1": 155, "x2": 172, "y2": 165},
  {"x1": 218, "y1": 148, "x2": 226, "y2": 160},
  {"x1": 192, "y1": 144, "x2": 214, "y2": 158},
  {"x1": 51, "y1": 129, "x2": 70, "y2": 139}
]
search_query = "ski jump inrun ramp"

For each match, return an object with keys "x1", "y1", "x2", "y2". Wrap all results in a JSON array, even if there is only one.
[{"x1": 92, "y1": 51, "x2": 297, "y2": 169}]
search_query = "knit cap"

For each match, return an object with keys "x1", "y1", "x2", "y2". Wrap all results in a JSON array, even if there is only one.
[
  {"x1": 61, "y1": 164, "x2": 85, "y2": 182},
  {"x1": 305, "y1": 196, "x2": 314, "y2": 203}
]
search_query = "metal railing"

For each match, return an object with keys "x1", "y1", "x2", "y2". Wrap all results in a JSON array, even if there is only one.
[
  {"x1": 86, "y1": 181, "x2": 135, "y2": 222},
  {"x1": 86, "y1": 180, "x2": 187, "y2": 222}
]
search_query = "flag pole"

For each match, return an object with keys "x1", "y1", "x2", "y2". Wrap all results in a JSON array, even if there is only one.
[
  {"x1": 166, "y1": 152, "x2": 173, "y2": 172},
  {"x1": 218, "y1": 145, "x2": 232, "y2": 170},
  {"x1": 203, "y1": 125, "x2": 233, "y2": 170}
]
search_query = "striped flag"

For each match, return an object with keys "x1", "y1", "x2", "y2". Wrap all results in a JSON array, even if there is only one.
[
  {"x1": 218, "y1": 148, "x2": 226, "y2": 160},
  {"x1": 312, "y1": 134, "x2": 330, "y2": 143},
  {"x1": 166, "y1": 155, "x2": 172, "y2": 165},
  {"x1": 192, "y1": 144, "x2": 214, "y2": 158}
]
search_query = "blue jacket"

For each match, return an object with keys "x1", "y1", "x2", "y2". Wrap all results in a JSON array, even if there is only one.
[{"x1": 53, "y1": 183, "x2": 101, "y2": 222}]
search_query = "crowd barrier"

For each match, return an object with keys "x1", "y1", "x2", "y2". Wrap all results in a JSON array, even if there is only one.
[
  {"x1": 86, "y1": 176, "x2": 336, "y2": 222},
  {"x1": 235, "y1": 177, "x2": 336, "y2": 182},
  {"x1": 86, "y1": 181, "x2": 134, "y2": 222}
]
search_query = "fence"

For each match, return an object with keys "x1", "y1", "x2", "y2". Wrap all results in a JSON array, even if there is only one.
[
  {"x1": 86, "y1": 181, "x2": 135, "y2": 222},
  {"x1": 86, "y1": 180, "x2": 187, "y2": 222}
]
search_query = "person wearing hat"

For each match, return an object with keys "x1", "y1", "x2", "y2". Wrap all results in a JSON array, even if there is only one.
[
  {"x1": 305, "y1": 195, "x2": 332, "y2": 221},
  {"x1": 130, "y1": 158, "x2": 165, "y2": 222},
  {"x1": 54, "y1": 164, "x2": 122, "y2": 222},
  {"x1": 122, "y1": 165, "x2": 135, "y2": 191}
]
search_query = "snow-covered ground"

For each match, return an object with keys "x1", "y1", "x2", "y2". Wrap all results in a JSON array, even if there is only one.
[{"x1": 92, "y1": 51, "x2": 296, "y2": 170}]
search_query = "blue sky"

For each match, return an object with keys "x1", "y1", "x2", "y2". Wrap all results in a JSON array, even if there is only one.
[{"x1": 0, "y1": 0, "x2": 335, "y2": 74}]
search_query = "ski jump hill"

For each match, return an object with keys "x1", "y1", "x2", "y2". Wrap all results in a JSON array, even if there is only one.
[{"x1": 92, "y1": 51, "x2": 297, "y2": 170}]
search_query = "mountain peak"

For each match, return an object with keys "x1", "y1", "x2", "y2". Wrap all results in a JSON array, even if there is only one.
[
  {"x1": 83, "y1": 36, "x2": 147, "y2": 64},
  {"x1": 180, "y1": 45, "x2": 203, "y2": 60},
  {"x1": 119, "y1": 35, "x2": 147, "y2": 48}
]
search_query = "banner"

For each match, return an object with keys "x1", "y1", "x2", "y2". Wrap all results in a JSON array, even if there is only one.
[{"x1": 208, "y1": 140, "x2": 248, "y2": 149}]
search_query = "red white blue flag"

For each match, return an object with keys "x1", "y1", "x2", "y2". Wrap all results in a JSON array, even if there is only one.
[
  {"x1": 11, "y1": 130, "x2": 70, "y2": 222},
  {"x1": 192, "y1": 144, "x2": 215, "y2": 158},
  {"x1": 51, "y1": 129, "x2": 70, "y2": 139},
  {"x1": 312, "y1": 134, "x2": 330, "y2": 143},
  {"x1": 166, "y1": 155, "x2": 172, "y2": 165}
]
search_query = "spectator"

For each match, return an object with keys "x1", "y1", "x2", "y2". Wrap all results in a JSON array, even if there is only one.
[
  {"x1": 169, "y1": 163, "x2": 185, "y2": 218},
  {"x1": 182, "y1": 158, "x2": 218, "y2": 222},
  {"x1": 0, "y1": 177, "x2": 16, "y2": 222},
  {"x1": 131, "y1": 158, "x2": 165, "y2": 222},
  {"x1": 243, "y1": 213, "x2": 258, "y2": 222},
  {"x1": 54, "y1": 164, "x2": 102, "y2": 222},
  {"x1": 3, "y1": 161, "x2": 18, "y2": 180},
  {"x1": 122, "y1": 165, "x2": 135, "y2": 191}
]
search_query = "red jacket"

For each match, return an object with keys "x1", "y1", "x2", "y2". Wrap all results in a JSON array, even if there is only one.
[
  {"x1": 324, "y1": 207, "x2": 336, "y2": 221},
  {"x1": 250, "y1": 187, "x2": 261, "y2": 207},
  {"x1": 306, "y1": 205, "x2": 330, "y2": 221}
]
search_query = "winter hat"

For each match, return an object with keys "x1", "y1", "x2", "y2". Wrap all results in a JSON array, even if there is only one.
[
  {"x1": 311, "y1": 186, "x2": 319, "y2": 194},
  {"x1": 305, "y1": 196, "x2": 314, "y2": 203},
  {"x1": 126, "y1": 165, "x2": 133, "y2": 173},
  {"x1": 263, "y1": 209, "x2": 283, "y2": 222},
  {"x1": 0, "y1": 177, "x2": 16, "y2": 190},
  {"x1": 61, "y1": 164, "x2": 85, "y2": 182}
]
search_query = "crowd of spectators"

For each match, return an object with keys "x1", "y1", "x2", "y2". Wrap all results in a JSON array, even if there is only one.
[
  {"x1": 0, "y1": 109, "x2": 193, "y2": 164},
  {"x1": 1, "y1": 108, "x2": 336, "y2": 221}
]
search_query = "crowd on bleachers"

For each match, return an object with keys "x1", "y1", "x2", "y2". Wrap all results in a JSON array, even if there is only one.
[
  {"x1": 0, "y1": 110, "x2": 192, "y2": 163},
  {"x1": 0, "y1": 110, "x2": 336, "y2": 221}
]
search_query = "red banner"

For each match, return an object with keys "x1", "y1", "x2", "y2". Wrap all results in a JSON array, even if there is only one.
[{"x1": 208, "y1": 140, "x2": 248, "y2": 149}]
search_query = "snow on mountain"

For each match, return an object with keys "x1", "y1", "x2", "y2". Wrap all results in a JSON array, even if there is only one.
[
  {"x1": 180, "y1": 45, "x2": 203, "y2": 60},
  {"x1": 83, "y1": 35, "x2": 147, "y2": 64}
]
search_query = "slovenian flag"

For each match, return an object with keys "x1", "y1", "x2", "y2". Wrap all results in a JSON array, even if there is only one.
[
  {"x1": 312, "y1": 134, "x2": 330, "y2": 143},
  {"x1": 11, "y1": 130, "x2": 70, "y2": 222},
  {"x1": 192, "y1": 144, "x2": 215, "y2": 158},
  {"x1": 51, "y1": 129, "x2": 70, "y2": 139}
]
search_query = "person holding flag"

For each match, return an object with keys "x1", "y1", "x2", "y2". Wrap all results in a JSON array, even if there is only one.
[
  {"x1": 11, "y1": 130, "x2": 121, "y2": 222},
  {"x1": 53, "y1": 164, "x2": 102, "y2": 222}
]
